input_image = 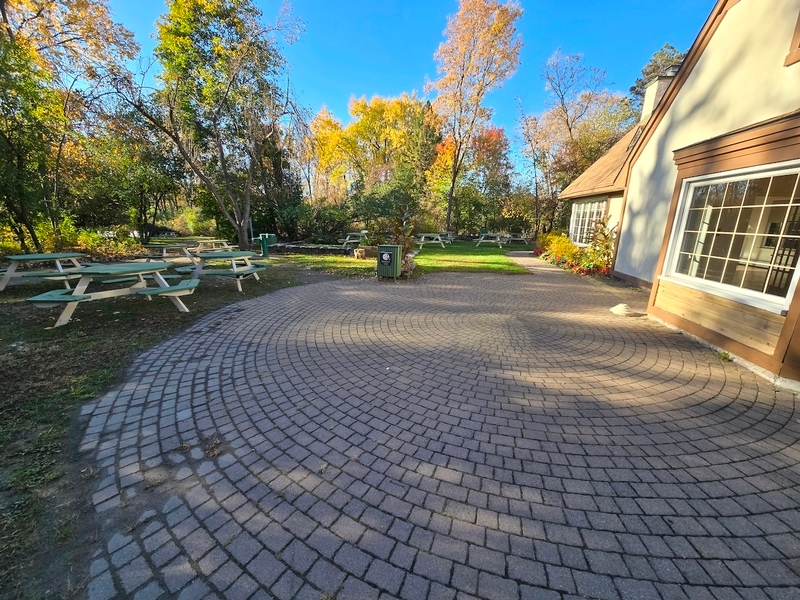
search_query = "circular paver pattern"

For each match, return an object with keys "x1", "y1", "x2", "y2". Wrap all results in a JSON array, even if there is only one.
[{"x1": 81, "y1": 265, "x2": 800, "y2": 600}]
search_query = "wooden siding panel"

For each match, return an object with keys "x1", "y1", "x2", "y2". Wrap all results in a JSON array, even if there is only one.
[{"x1": 654, "y1": 280, "x2": 784, "y2": 355}]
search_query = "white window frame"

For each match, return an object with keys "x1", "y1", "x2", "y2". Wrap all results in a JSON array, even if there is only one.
[
  {"x1": 569, "y1": 198, "x2": 606, "y2": 246},
  {"x1": 662, "y1": 160, "x2": 800, "y2": 314}
]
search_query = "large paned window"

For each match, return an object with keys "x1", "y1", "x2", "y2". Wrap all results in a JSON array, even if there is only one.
[
  {"x1": 667, "y1": 168, "x2": 800, "y2": 309},
  {"x1": 570, "y1": 199, "x2": 606, "y2": 245}
]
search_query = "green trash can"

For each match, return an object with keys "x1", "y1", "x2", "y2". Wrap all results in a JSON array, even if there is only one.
[
  {"x1": 258, "y1": 233, "x2": 278, "y2": 257},
  {"x1": 377, "y1": 244, "x2": 402, "y2": 279}
]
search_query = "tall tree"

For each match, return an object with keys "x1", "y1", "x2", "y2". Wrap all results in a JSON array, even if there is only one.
[
  {"x1": 118, "y1": 0, "x2": 303, "y2": 248},
  {"x1": 468, "y1": 125, "x2": 512, "y2": 230},
  {"x1": 519, "y1": 51, "x2": 635, "y2": 232},
  {"x1": 629, "y1": 43, "x2": 685, "y2": 112},
  {"x1": 426, "y1": 0, "x2": 522, "y2": 231},
  {"x1": 0, "y1": 0, "x2": 137, "y2": 249},
  {"x1": 0, "y1": 37, "x2": 57, "y2": 251}
]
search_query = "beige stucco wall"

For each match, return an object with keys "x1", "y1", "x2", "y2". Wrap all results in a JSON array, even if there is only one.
[
  {"x1": 615, "y1": 0, "x2": 800, "y2": 283},
  {"x1": 607, "y1": 194, "x2": 624, "y2": 237}
]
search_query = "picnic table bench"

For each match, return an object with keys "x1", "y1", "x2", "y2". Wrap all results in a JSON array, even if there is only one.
[
  {"x1": 191, "y1": 239, "x2": 237, "y2": 252},
  {"x1": 504, "y1": 234, "x2": 530, "y2": 244},
  {"x1": 338, "y1": 232, "x2": 368, "y2": 247},
  {"x1": 135, "y1": 243, "x2": 197, "y2": 262}
]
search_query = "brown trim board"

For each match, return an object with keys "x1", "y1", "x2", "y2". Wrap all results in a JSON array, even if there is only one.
[{"x1": 785, "y1": 10, "x2": 800, "y2": 66}]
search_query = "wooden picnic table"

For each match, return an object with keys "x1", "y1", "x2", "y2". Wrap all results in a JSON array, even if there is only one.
[
  {"x1": 475, "y1": 233, "x2": 508, "y2": 248},
  {"x1": 0, "y1": 252, "x2": 87, "y2": 292},
  {"x1": 338, "y1": 232, "x2": 368, "y2": 247},
  {"x1": 186, "y1": 250, "x2": 267, "y2": 292},
  {"x1": 415, "y1": 233, "x2": 446, "y2": 249},
  {"x1": 26, "y1": 261, "x2": 198, "y2": 327},
  {"x1": 504, "y1": 234, "x2": 530, "y2": 244},
  {"x1": 192, "y1": 239, "x2": 237, "y2": 252},
  {"x1": 139, "y1": 243, "x2": 197, "y2": 262}
]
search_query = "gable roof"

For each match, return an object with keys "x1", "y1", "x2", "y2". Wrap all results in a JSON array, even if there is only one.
[{"x1": 559, "y1": 126, "x2": 641, "y2": 200}]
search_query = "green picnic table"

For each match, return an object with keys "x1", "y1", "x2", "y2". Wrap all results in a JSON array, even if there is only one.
[
  {"x1": 27, "y1": 261, "x2": 198, "y2": 327},
  {"x1": 0, "y1": 252, "x2": 87, "y2": 292},
  {"x1": 184, "y1": 250, "x2": 267, "y2": 292}
]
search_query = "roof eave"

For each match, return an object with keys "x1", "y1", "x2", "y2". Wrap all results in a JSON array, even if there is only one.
[{"x1": 560, "y1": 185, "x2": 626, "y2": 201}]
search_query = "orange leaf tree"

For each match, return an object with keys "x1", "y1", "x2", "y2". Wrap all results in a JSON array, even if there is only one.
[{"x1": 426, "y1": 0, "x2": 522, "y2": 232}]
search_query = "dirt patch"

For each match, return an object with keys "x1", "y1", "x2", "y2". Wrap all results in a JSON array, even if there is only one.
[{"x1": 0, "y1": 261, "x2": 347, "y2": 599}]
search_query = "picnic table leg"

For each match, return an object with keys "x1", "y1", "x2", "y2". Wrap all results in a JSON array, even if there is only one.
[
  {"x1": 53, "y1": 275, "x2": 92, "y2": 327},
  {"x1": 182, "y1": 248, "x2": 198, "y2": 263},
  {"x1": 0, "y1": 261, "x2": 19, "y2": 292},
  {"x1": 54, "y1": 260, "x2": 74, "y2": 289},
  {"x1": 190, "y1": 260, "x2": 205, "y2": 280},
  {"x1": 247, "y1": 260, "x2": 261, "y2": 283},
  {"x1": 152, "y1": 272, "x2": 189, "y2": 313}
]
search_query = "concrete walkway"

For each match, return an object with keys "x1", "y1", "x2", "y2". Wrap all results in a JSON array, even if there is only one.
[{"x1": 81, "y1": 259, "x2": 800, "y2": 600}]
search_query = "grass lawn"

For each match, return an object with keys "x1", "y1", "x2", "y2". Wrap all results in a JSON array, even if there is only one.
[
  {"x1": 277, "y1": 252, "x2": 377, "y2": 278},
  {"x1": 0, "y1": 242, "x2": 533, "y2": 597},
  {"x1": 414, "y1": 240, "x2": 533, "y2": 274},
  {"x1": 277, "y1": 240, "x2": 534, "y2": 277}
]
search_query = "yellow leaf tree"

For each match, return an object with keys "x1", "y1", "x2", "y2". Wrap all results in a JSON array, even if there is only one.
[
  {"x1": 426, "y1": 0, "x2": 522, "y2": 232},
  {"x1": 309, "y1": 93, "x2": 428, "y2": 201}
]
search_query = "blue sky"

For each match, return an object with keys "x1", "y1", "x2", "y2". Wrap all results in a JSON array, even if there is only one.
[{"x1": 109, "y1": 0, "x2": 716, "y2": 145}]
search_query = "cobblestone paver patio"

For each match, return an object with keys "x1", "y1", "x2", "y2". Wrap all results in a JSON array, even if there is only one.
[{"x1": 81, "y1": 259, "x2": 800, "y2": 600}]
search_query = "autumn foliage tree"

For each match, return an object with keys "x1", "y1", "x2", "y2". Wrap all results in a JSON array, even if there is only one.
[
  {"x1": 0, "y1": 0, "x2": 137, "y2": 249},
  {"x1": 117, "y1": 0, "x2": 303, "y2": 248},
  {"x1": 308, "y1": 94, "x2": 440, "y2": 232},
  {"x1": 427, "y1": 0, "x2": 522, "y2": 232},
  {"x1": 519, "y1": 51, "x2": 635, "y2": 233}
]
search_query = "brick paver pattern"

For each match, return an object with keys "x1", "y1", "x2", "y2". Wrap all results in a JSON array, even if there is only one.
[{"x1": 80, "y1": 261, "x2": 800, "y2": 600}]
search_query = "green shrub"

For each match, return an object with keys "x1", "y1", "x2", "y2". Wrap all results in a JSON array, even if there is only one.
[{"x1": 75, "y1": 230, "x2": 139, "y2": 259}]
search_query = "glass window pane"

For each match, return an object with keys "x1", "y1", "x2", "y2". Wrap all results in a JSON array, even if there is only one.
[
  {"x1": 680, "y1": 232, "x2": 700, "y2": 253},
  {"x1": 767, "y1": 267, "x2": 795, "y2": 297},
  {"x1": 706, "y1": 208, "x2": 722, "y2": 231},
  {"x1": 723, "y1": 181, "x2": 747, "y2": 207},
  {"x1": 677, "y1": 253, "x2": 703, "y2": 277},
  {"x1": 785, "y1": 206, "x2": 800, "y2": 235},
  {"x1": 766, "y1": 175, "x2": 798, "y2": 205},
  {"x1": 685, "y1": 209, "x2": 708, "y2": 231},
  {"x1": 743, "y1": 178, "x2": 771, "y2": 206},
  {"x1": 717, "y1": 208, "x2": 740, "y2": 231},
  {"x1": 734, "y1": 234, "x2": 758, "y2": 261},
  {"x1": 707, "y1": 184, "x2": 726, "y2": 207},
  {"x1": 709, "y1": 233, "x2": 733, "y2": 258},
  {"x1": 704, "y1": 258, "x2": 726, "y2": 282},
  {"x1": 722, "y1": 261, "x2": 746, "y2": 287},
  {"x1": 741, "y1": 265, "x2": 769, "y2": 293},
  {"x1": 689, "y1": 186, "x2": 709, "y2": 209},
  {"x1": 735, "y1": 207, "x2": 761, "y2": 234}
]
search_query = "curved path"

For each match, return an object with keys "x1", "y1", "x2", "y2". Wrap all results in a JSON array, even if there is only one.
[{"x1": 81, "y1": 260, "x2": 800, "y2": 600}]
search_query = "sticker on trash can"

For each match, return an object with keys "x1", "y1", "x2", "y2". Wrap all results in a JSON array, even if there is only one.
[{"x1": 380, "y1": 252, "x2": 393, "y2": 266}]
